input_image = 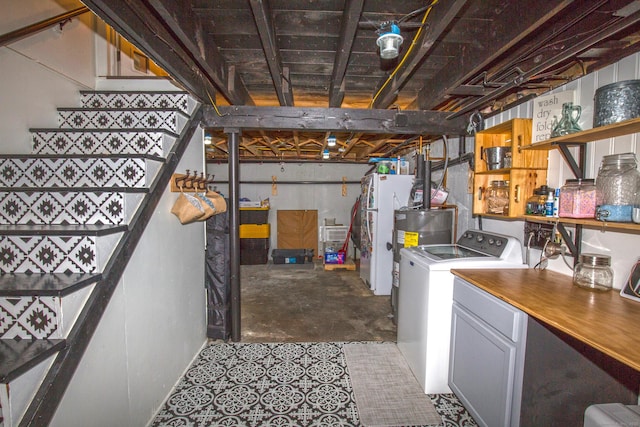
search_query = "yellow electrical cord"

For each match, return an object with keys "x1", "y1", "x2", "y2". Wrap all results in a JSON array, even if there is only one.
[
  {"x1": 369, "y1": 0, "x2": 439, "y2": 109},
  {"x1": 205, "y1": 85, "x2": 225, "y2": 117}
]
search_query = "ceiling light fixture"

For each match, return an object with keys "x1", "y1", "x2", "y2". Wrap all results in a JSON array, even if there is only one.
[
  {"x1": 327, "y1": 134, "x2": 337, "y2": 147},
  {"x1": 322, "y1": 149, "x2": 330, "y2": 160},
  {"x1": 376, "y1": 22, "x2": 403, "y2": 60}
]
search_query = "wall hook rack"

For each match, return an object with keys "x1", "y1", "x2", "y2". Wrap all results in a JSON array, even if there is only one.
[{"x1": 171, "y1": 170, "x2": 215, "y2": 192}]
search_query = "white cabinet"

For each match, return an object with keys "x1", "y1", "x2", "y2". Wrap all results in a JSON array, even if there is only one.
[{"x1": 449, "y1": 277, "x2": 528, "y2": 427}]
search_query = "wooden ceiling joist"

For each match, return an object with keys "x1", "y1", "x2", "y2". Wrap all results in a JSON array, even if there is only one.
[
  {"x1": 249, "y1": 0, "x2": 294, "y2": 106},
  {"x1": 329, "y1": 0, "x2": 365, "y2": 108},
  {"x1": 417, "y1": 0, "x2": 575, "y2": 110}
]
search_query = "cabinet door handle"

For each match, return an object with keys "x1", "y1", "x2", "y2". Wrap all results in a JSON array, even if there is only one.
[
  {"x1": 478, "y1": 186, "x2": 484, "y2": 200},
  {"x1": 514, "y1": 184, "x2": 521, "y2": 203}
]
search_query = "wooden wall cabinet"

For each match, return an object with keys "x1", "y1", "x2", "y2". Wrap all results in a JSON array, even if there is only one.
[{"x1": 473, "y1": 119, "x2": 549, "y2": 218}]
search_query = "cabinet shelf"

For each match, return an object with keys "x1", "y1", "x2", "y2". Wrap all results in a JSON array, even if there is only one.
[
  {"x1": 521, "y1": 215, "x2": 640, "y2": 232},
  {"x1": 522, "y1": 117, "x2": 640, "y2": 150}
]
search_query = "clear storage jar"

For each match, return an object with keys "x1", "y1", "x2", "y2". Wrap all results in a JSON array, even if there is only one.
[
  {"x1": 573, "y1": 253, "x2": 613, "y2": 291},
  {"x1": 559, "y1": 179, "x2": 599, "y2": 218},
  {"x1": 596, "y1": 153, "x2": 640, "y2": 222},
  {"x1": 486, "y1": 180, "x2": 510, "y2": 215},
  {"x1": 526, "y1": 185, "x2": 553, "y2": 215}
]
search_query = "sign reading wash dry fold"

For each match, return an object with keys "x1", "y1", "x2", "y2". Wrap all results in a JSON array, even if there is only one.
[{"x1": 532, "y1": 90, "x2": 575, "y2": 143}]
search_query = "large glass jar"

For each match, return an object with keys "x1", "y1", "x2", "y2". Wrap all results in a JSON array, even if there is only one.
[
  {"x1": 486, "y1": 180, "x2": 510, "y2": 215},
  {"x1": 596, "y1": 153, "x2": 640, "y2": 222},
  {"x1": 573, "y1": 253, "x2": 613, "y2": 291}
]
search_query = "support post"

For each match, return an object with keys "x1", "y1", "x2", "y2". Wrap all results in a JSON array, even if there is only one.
[{"x1": 227, "y1": 128, "x2": 241, "y2": 342}]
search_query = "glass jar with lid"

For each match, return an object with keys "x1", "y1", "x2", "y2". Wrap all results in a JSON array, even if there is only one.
[
  {"x1": 596, "y1": 153, "x2": 640, "y2": 222},
  {"x1": 573, "y1": 253, "x2": 613, "y2": 291},
  {"x1": 486, "y1": 180, "x2": 510, "y2": 215},
  {"x1": 526, "y1": 185, "x2": 552, "y2": 216}
]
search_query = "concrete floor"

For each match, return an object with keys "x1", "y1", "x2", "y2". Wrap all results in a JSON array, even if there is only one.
[{"x1": 239, "y1": 261, "x2": 396, "y2": 343}]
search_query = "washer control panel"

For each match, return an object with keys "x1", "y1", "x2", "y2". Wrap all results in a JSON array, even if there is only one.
[{"x1": 458, "y1": 230, "x2": 512, "y2": 258}]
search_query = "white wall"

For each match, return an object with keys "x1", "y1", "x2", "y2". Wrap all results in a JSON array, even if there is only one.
[
  {"x1": 207, "y1": 161, "x2": 370, "y2": 254},
  {"x1": 2, "y1": 1, "x2": 208, "y2": 424},
  {"x1": 0, "y1": 0, "x2": 96, "y2": 153},
  {"x1": 474, "y1": 52, "x2": 640, "y2": 289},
  {"x1": 50, "y1": 132, "x2": 207, "y2": 427}
]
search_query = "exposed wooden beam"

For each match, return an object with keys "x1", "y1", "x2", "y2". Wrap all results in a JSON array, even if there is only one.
[
  {"x1": 249, "y1": 0, "x2": 294, "y2": 106},
  {"x1": 418, "y1": 0, "x2": 575, "y2": 110},
  {"x1": 329, "y1": 0, "x2": 365, "y2": 108},
  {"x1": 360, "y1": 136, "x2": 390, "y2": 159},
  {"x1": 146, "y1": 0, "x2": 253, "y2": 105},
  {"x1": 83, "y1": 0, "x2": 252, "y2": 105},
  {"x1": 292, "y1": 131, "x2": 302, "y2": 157},
  {"x1": 370, "y1": 0, "x2": 468, "y2": 109},
  {"x1": 258, "y1": 130, "x2": 281, "y2": 155},
  {"x1": 449, "y1": 5, "x2": 640, "y2": 118},
  {"x1": 202, "y1": 106, "x2": 467, "y2": 135},
  {"x1": 339, "y1": 132, "x2": 363, "y2": 159}
]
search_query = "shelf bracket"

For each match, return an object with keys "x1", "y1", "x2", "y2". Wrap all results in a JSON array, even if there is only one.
[
  {"x1": 557, "y1": 143, "x2": 586, "y2": 179},
  {"x1": 556, "y1": 222, "x2": 580, "y2": 261}
]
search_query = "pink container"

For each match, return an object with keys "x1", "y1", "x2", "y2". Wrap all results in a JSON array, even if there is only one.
[{"x1": 559, "y1": 179, "x2": 600, "y2": 218}]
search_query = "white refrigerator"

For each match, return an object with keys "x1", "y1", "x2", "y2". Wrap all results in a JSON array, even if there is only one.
[{"x1": 360, "y1": 173, "x2": 414, "y2": 295}]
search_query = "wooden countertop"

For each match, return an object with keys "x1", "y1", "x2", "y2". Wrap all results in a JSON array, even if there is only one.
[{"x1": 451, "y1": 268, "x2": 640, "y2": 372}]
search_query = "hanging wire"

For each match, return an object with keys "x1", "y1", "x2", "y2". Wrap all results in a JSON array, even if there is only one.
[{"x1": 198, "y1": 71, "x2": 227, "y2": 117}]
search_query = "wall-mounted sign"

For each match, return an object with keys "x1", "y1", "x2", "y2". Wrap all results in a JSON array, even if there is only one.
[{"x1": 532, "y1": 91, "x2": 575, "y2": 143}]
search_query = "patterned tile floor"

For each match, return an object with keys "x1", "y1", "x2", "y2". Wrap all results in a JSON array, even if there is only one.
[{"x1": 151, "y1": 342, "x2": 478, "y2": 427}]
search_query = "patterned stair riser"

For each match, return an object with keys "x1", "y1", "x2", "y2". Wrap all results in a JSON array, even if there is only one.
[
  {"x1": 0, "y1": 191, "x2": 144, "y2": 225},
  {"x1": 32, "y1": 131, "x2": 175, "y2": 157},
  {"x1": 0, "y1": 286, "x2": 92, "y2": 340},
  {"x1": 81, "y1": 92, "x2": 193, "y2": 115},
  {"x1": 1, "y1": 296, "x2": 60, "y2": 339},
  {"x1": 0, "y1": 157, "x2": 158, "y2": 188},
  {"x1": 0, "y1": 232, "x2": 122, "y2": 274},
  {"x1": 58, "y1": 109, "x2": 187, "y2": 134}
]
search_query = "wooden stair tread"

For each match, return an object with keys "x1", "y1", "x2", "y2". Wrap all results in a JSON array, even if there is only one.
[
  {"x1": 0, "y1": 224, "x2": 128, "y2": 236},
  {"x1": 0, "y1": 273, "x2": 101, "y2": 297},
  {"x1": 0, "y1": 186, "x2": 149, "y2": 193},
  {"x1": 0, "y1": 338, "x2": 65, "y2": 383}
]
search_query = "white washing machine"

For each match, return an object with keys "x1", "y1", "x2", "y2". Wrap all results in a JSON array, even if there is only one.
[{"x1": 397, "y1": 229, "x2": 525, "y2": 394}]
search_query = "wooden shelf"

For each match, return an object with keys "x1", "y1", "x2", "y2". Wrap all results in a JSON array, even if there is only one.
[
  {"x1": 523, "y1": 117, "x2": 640, "y2": 150},
  {"x1": 474, "y1": 167, "x2": 547, "y2": 175},
  {"x1": 521, "y1": 215, "x2": 640, "y2": 232}
]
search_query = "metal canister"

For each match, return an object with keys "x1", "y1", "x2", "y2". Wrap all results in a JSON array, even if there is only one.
[{"x1": 594, "y1": 80, "x2": 640, "y2": 127}]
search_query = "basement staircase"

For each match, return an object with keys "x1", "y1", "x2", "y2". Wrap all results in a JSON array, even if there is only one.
[{"x1": 0, "y1": 89, "x2": 202, "y2": 426}]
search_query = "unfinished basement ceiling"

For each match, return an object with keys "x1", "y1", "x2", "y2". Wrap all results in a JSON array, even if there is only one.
[{"x1": 82, "y1": 0, "x2": 640, "y2": 162}]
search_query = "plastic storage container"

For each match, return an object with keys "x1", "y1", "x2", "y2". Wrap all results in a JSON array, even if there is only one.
[
  {"x1": 573, "y1": 253, "x2": 614, "y2": 291},
  {"x1": 596, "y1": 153, "x2": 640, "y2": 222},
  {"x1": 240, "y1": 207, "x2": 269, "y2": 224},
  {"x1": 486, "y1": 180, "x2": 510, "y2": 215},
  {"x1": 272, "y1": 249, "x2": 314, "y2": 264},
  {"x1": 559, "y1": 179, "x2": 599, "y2": 218}
]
